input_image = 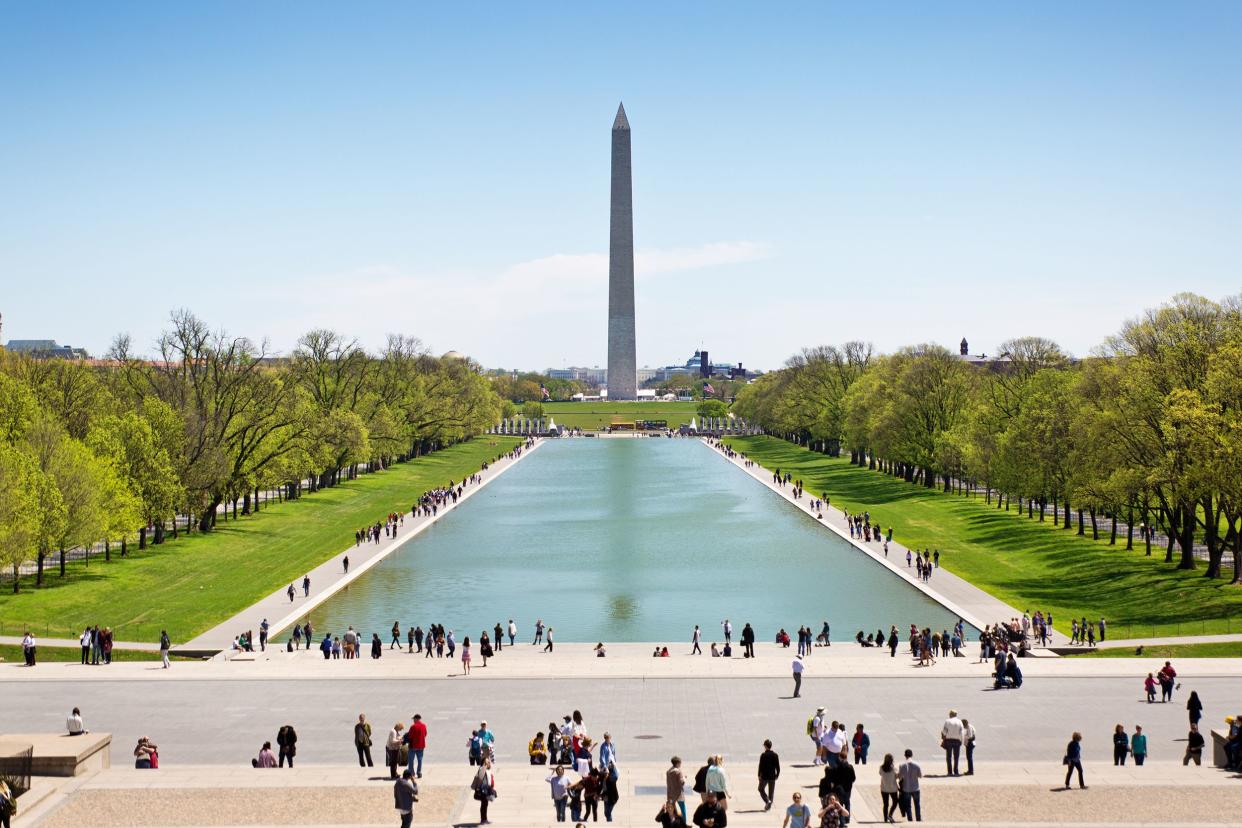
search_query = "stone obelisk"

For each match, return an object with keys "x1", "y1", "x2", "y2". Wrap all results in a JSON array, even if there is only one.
[{"x1": 607, "y1": 102, "x2": 637, "y2": 401}]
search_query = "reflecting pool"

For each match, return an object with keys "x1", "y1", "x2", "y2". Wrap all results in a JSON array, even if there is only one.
[{"x1": 304, "y1": 439, "x2": 968, "y2": 642}]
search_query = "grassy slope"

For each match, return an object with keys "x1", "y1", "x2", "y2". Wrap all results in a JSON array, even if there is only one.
[
  {"x1": 1064, "y1": 641, "x2": 1242, "y2": 658},
  {"x1": 0, "y1": 643, "x2": 195, "y2": 663},
  {"x1": 723, "y1": 436, "x2": 1242, "y2": 638},
  {"x1": 0, "y1": 437, "x2": 520, "y2": 643},
  {"x1": 542, "y1": 401, "x2": 700, "y2": 430}
]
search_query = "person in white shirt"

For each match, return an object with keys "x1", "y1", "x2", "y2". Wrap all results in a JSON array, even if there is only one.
[
  {"x1": 67, "y1": 707, "x2": 86, "y2": 736},
  {"x1": 940, "y1": 710, "x2": 965, "y2": 776},
  {"x1": 811, "y1": 708, "x2": 827, "y2": 764},
  {"x1": 898, "y1": 749, "x2": 922, "y2": 821},
  {"x1": 791, "y1": 655, "x2": 803, "y2": 698},
  {"x1": 825, "y1": 723, "x2": 848, "y2": 766},
  {"x1": 962, "y1": 718, "x2": 977, "y2": 775}
]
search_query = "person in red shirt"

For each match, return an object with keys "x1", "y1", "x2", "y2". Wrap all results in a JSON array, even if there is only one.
[
  {"x1": 404, "y1": 714, "x2": 428, "y2": 777},
  {"x1": 1158, "y1": 662, "x2": 1178, "y2": 703}
]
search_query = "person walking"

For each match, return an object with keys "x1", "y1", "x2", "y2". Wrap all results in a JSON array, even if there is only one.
[
  {"x1": 355, "y1": 714, "x2": 374, "y2": 767},
  {"x1": 757, "y1": 739, "x2": 780, "y2": 811},
  {"x1": 1063, "y1": 732, "x2": 1086, "y2": 789},
  {"x1": 544, "y1": 626, "x2": 555, "y2": 653},
  {"x1": 878, "y1": 754, "x2": 899, "y2": 824},
  {"x1": 546, "y1": 765, "x2": 572, "y2": 822},
  {"x1": 406, "y1": 714, "x2": 427, "y2": 778},
  {"x1": 666, "y1": 756, "x2": 688, "y2": 824},
  {"x1": 391, "y1": 622, "x2": 401, "y2": 650},
  {"x1": 159, "y1": 630, "x2": 171, "y2": 669},
  {"x1": 277, "y1": 725, "x2": 297, "y2": 767},
  {"x1": 781, "y1": 792, "x2": 812, "y2": 828},
  {"x1": 508, "y1": 619, "x2": 517, "y2": 646},
  {"x1": 940, "y1": 710, "x2": 964, "y2": 776},
  {"x1": 1185, "y1": 724, "x2": 1205, "y2": 765},
  {"x1": 1158, "y1": 661, "x2": 1178, "y2": 702},
  {"x1": 824, "y1": 750, "x2": 855, "y2": 822},
  {"x1": 302, "y1": 574, "x2": 310, "y2": 597},
  {"x1": 1112, "y1": 724, "x2": 1129, "y2": 765},
  {"x1": 692, "y1": 791, "x2": 726, "y2": 828},
  {"x1": 791, "y1": 655, "x2": 804, "y2": 698},
  {"x1": 394, "y1": 769, "x2": 418, "y2": 828},
  {"x1": 1187, "y1": 691, "x2": 1204, "y2": 726},
  {"x1": 897, "y1": 749, "x2": 921, "y2": 822},
  {"x1": 1131, "y1": 725, "x2": 1147, "y2": 766},
  {"x1": 851, "y1": 724, "x2": 870, "y2": 766},
  {"x1": 692, "y1": 625, "x2": 702, "y2": 655},
  {"x1": 472, "y1": 757, "x2": 495, "y2": 824}
]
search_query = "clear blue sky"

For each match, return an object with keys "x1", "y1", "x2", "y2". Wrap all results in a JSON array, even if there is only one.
[{"x1": 2, "y1": 3, "x2": 1240, "y2": 370}]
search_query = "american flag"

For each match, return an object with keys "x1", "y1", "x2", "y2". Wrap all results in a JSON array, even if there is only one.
[
  {"x1": 540, "y1": 385, "x2": 550, "y2": 400},
  {"x1": 703, "y1": 383, "x2": 715, "y2": 395}
]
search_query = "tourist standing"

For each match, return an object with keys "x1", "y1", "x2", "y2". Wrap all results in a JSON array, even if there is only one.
[
  {"x1": 21, "y1": 632, "x2": 35, "y2": 666},
  {"x1": 940, "y1": 710, "x2": 964, "y2": 776},
  {"x1": 277, "y1": 725, "x2": 297, "y2": 767},
  {"x1": 1063, "y1": 732, "x2": 1086, "y2": 789},
  {"x1": 462, "y1": 636, "x2": 472, "y2": 675},
  {"x1": 1113, "y1": 724, "x2": 1131, "y2": 765},
  {"x1": 817, "y1": 793, "x2": 850, "y2": 828},
  {"x1": 355, "y1": 714, "x2": 374, "y2": 767},
  {"x1": 757, "y1": 739, "x2": 780, "y2": 810},
  {"x1": 1131, "y1": 725, "x2": 1147, "y2": 765},
  {"x1": 386, "y1": 722, "x2": 405, "y2": 779},
  {"x1": 406, "y1": 714, "x2": 426, "y2": 777},
  {"x1": 897, "y1": 749, "x2": 921, "y2": 821},
  {"x1": 705, "y1": 754, "x2": 729, "y2": 810},
  {"x1": 791, "y1": 655, "x2": 803, "y2": 698},
  {"x1": 962, "y1": 719, "x2": 976, "y2": 775},
  {"x1": 741, "y1": 623, "x2": 755, "y2": 658},
  {"x1": 159, "y1": 630, "x2": 171, "y2": 669},
  {"x1": 394, "y1": 769, "x2": 418, "y2": 828},
  {"x1": 472, "y1": 758, "x2": 495, "y2": 824},
  {"x1": 852, "y1": 724, "x2": 869, "y2": 765},
  {"x1": 666, "y1": 756, "x2": 688, "y2": 823},
  {"x1": 692, "y1": 792, "x2": 726, "y2": 828},
  {"x1": 508, "y1": 619, "x2": 517, "y2": 646},
  {"x1": 1158, "y1": 661, "x2": 1178, "y2": 702},
  {"x1": 534, "y1": 619, "x2": 545, "y2": 645}
]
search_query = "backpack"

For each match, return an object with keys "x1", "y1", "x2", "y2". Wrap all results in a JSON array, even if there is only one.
[{"x1": 806, "y1": 717, "x2": 816, "y2": 737}]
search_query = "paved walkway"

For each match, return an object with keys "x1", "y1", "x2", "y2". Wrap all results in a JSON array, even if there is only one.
[
  {"x1": 706, "y1": 440, "x2": 1033, "y2": 638},
  {"x1": 15, "y1": 761, "x2": 1242, "y2": 827},
  {"x1": 180, "y1": 439, "x2": 542, "y2": 654}
]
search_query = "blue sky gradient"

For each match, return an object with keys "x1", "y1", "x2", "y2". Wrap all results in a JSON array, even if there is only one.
[{"x1": 2, "y1": 3, "x2": 1240, "y2": 369}]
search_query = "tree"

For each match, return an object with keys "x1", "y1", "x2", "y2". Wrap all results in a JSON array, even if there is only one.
[
  {"x1": 0, "y1": 442, "x2": 44, "y2": 593},
  {"x1": 522, "y1": 402, "x2": 545, "y2": 420},
  {"x1": 696, "y1": 399, "x2": 728, "y2": 419}
]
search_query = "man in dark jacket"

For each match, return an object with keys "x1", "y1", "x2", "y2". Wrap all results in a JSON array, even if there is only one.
[
  {"x1": 741, "y1": 624, "x2": 756, "y2": 658},
  {"x1": 757, "y1": 739, "x2": 780, "y2": 810},
  {"x1": 692, "y1": 792, "x2": 727, "y2": 827},
  {"x1": 823, "y1": 751, "x2": 855, "y2": 822},
  {"x1": 393, "y1": 769, "x2": 419, "y2": 828}
]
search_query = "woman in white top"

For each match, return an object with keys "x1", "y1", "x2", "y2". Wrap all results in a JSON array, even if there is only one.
[{"x1": 386, "y1": 722, "x2": 405, "y2": 779}]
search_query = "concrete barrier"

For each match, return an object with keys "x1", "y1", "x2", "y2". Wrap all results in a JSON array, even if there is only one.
[{"x1": 0, "y1": 732, "x2": 111, "y2": 777}]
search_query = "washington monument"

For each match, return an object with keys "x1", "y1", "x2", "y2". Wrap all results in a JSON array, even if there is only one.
[{"x1": 607, "y1": 101, "x2": 637, "y2": 400}]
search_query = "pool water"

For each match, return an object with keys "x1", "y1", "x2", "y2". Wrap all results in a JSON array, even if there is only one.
[{"x1": 304, "y1": 438, "x2": 967, "y2": 643}]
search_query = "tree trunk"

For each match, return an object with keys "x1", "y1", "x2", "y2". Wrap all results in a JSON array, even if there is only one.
[
  {"x1": 154, "y1": 521, "x2": 164, "y2": 544},
  {"x1": 1090, "y1": 508, "x2": 1098, "y2": 540},
  {"x1": 1126, "y1": 503, "x2": 1133, "y2": 550},
  {"x1": 139, "y1": 526, "x2": 147, "y2": 550},
  {"x1": 36, "y1": 552, "x2": 45, "y2": 586},
  {"x1": 242, "y1": 492, "x2": 251, "y2": 516},
  {"x1": 1203, "y1": 498, "x2": 1220, "y2": 578},
  {"x1": 11, "y1": 565, "x2": 17, "y2": 593},
  {"x1": 1231, "y1": 524, "x2": 1242, "y2": 584},
  {"x1": 1177, "y1": 502, "x2": 1196, "y2": 570},
  {"x1": 59, "y1": 546, "x2": 66, "y2": 577},
  {"x1": 1109, "y1": 513, "x2": 1117, "y2": 545},
  {"x1": 199, "y1": 498, "x2": 221, "y2": 532},
  {"x1": 121, "y1": 536, "x2": 127, "y2": 557}
]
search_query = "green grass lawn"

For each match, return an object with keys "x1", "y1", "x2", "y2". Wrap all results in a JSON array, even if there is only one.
[
  {"x1": 1064, "y1": 641, "x2": 1242, "y2": 658},
  {"x1": 542, "y1": 401, "x2": 700, "y2": 430},
  {"x1": 0, "y1": 437, "x2": 520, "y2": 643},
  {"x1": 0, "y1": 643, "x2": 196, "y2": 663},
  {"x1": 723, "y1": 436, "x2": 1242, "y2": 638}
]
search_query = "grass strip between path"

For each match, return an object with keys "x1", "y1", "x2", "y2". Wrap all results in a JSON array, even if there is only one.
[
  {"x1": 723, "y1": 436, "x2": 1242, "y2": 639},
  {"x1": 1062, "y1": 641, "x2": 1242, "y2": 658},
  {"x1": 0, "y1": 438, "x2": 521, "y2": 644},
  {"x1": 0, "y1": 644, "x2": 197, "y2": 663}
]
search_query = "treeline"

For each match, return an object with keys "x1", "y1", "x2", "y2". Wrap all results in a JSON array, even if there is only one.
[
  {"x1": 0, "y1": 311, "x2": 502, "y2": 590},
  {"x1": 733, "y1": 293, "x2": 1242, "y2": 582}
]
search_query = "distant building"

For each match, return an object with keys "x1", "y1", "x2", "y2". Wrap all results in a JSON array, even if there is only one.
[
  {"x1": 655, "y1": 350, "x2": 745, "y2": 381},
  {"x1": 955, "y1": 336, "x2": 1012, "y2": 369},
  {"x1": 4, "y1": 339, "x2": 90, "y2": 360}
]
